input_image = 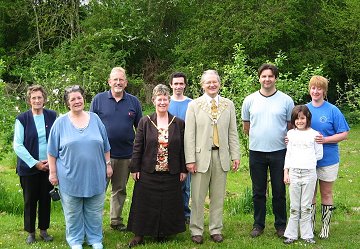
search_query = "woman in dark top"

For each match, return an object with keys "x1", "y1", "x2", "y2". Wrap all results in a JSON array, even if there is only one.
[
  {"x1": 127, "y1": 84, "x2": 187, "y2": 247},
  {"x1": 13, "y1": 85, "x2": 56, "y2": 244}
]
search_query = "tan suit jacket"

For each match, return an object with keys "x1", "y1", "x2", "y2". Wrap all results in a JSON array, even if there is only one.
[{"x1": 184, "y1": 95, "x2": 240, "y2": 172}]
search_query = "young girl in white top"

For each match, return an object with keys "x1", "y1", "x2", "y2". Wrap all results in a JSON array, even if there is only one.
[{"x1": 283, "y1": 105, "x2": 323, "y2": 244}]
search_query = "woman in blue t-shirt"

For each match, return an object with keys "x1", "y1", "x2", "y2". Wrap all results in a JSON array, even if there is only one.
[
  {"x1": 306, "y1": 76, "x2": 350, "y2": 239},
  {"x1": 48, "y1": 85, "x2": 113, "y2": 249}
]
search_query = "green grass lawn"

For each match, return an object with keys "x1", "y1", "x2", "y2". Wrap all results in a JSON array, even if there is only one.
[{"x1": 0, "y1": 125, "x2": 359, "y2": 249}]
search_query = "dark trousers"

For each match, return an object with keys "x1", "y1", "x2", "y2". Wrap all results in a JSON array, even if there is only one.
[
  {"x1": 249, "y1": 149, "x2": 287, "y2": 230},
  {"x1": 20, "y1": 172, "x2": 53, "y2": 233}
]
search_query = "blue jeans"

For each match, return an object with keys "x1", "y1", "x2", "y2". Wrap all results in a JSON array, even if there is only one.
[
  {"x1": 182, "y1": 173, "x2": 191, "y2": 218},
  {"x1": 61, "y1": 192, "x2": 105, "y2": 247},
  {"x1": 249, "y1": 149, "x2": 287, "y2": 230}
]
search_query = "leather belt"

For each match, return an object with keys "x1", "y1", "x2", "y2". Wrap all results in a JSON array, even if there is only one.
[{"x1": 211, "y1": 146, "x2": 219, "y2": 150}]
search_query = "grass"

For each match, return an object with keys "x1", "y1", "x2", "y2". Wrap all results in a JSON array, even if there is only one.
[{"x1": 0, "y1": 125, "x2": 359, "y2": 249}]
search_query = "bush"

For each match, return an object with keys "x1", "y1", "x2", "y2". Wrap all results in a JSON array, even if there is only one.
[
  {"x1": 220, "y1": 44, "x2": 324, "y2": 155},
  {"x1": 0, "y1": 60, "x2": 25, "y2": 158},
  {"x1": 10, "y1": 29, "x2": 132, "y2": 109},
  {"x1": 336, "y1": 79, "x2": 360, "y2": 125}
]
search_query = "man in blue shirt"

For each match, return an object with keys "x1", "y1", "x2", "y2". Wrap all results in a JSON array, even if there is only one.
[
  {"x1": 242, "y1": 64, "x2": 294, "y2": 238},
  {"x1": 90, "y1": 67, "x2": 142, "y2": 231},
  {"x1": 168, "y1": 72, "x2": 192, "y2": 224}
]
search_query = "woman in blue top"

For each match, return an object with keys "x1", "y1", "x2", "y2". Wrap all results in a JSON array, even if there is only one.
[
  {"x1": 13, "y1": 85, "x2": 56, "y2": 244},
  {"x1": 306, "y1": 76, "x2": 350, "y2": 239},
  {"x1": 48, "y1": 85, "x2": 113, "y2": 249}
]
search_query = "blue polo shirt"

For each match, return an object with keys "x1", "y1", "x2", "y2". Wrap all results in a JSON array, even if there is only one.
[{"x1": 90, "y1": 90, "x2": 142, "y2": 159}]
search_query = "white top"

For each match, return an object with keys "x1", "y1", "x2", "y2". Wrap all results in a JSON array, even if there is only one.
[{"x1": 284, "y1": 128, "x2": 323, "y2": 169}]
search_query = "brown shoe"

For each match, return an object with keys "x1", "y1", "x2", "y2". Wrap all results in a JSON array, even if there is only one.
[
  {"x1": 210, "y1": 234, "x2": 224, "y2": 243},
  {"x1": 191, "y1": 235, "x2": 203, "y2": 244},
  {"x1": 276, "y1": 228, "x2": 285, "y2": 238},
  {"x1": 250, "y1": 227, "x2": 264, "y2": 238},
  {"x1": 128, "y1": 236, "x2": 144, "y2": 248}
]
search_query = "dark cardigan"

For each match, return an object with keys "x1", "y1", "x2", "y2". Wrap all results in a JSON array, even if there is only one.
[
  {"x1": 16, "y1": 109, "x2": 56, "y2": 176},
  {"x1": 130, "y1": 112, "x2": 187, "y2": 174}
]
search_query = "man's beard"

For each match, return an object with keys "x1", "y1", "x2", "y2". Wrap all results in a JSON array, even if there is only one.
[{"x1": 114, "y1": 88, "x2": 123, "y2": 93}]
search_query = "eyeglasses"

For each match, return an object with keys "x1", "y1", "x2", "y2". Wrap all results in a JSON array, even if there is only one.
[
  {"x1": 111, "y1": 78, "x2": 126, "y2": 83},
  {"x1": 203, "y1": 80, "x2": 219, "y2": 85}
]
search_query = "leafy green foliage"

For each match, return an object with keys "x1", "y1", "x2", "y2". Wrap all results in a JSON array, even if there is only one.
[
  {"x1": 336, "y1": 79, "x2": 360, "y2": 125},
  {"x1": 0, "y1": 59, "x2": 24, "y2": 158},
  {"x1": 11, "y1": 29, "x2": 130, "y2": 110},
  {"x1": 218, "y1": 44, "x2": 324, "y2": 154}
]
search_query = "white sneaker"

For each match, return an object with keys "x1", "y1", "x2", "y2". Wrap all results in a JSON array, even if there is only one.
[
  {"x1": 71, "y1": 245, "x2": 83, "y2": 249},
  {"x1": 303, "y1": 238, "x2": 316, "y2": 244},
  {"x1": 92, "y1": 242, "x2": 103, "y2": 249}
]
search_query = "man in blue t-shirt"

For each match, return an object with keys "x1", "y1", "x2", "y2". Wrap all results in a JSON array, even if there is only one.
[
  {"x1": 90, "y1": 67, "x2": 142, "y2": 231},
  {"x1": 168, "y1": 72, "x2": 192, "y2": 224},
  {"x1": 241, "y1": 64, "x2": 294, "y2": 238}
]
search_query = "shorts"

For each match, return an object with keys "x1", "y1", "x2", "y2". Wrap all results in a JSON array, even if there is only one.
[{"x1": 316, "y1": 163, "x2": 339, "y2": 182}]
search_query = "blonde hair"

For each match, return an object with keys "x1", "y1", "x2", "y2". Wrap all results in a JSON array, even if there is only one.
[{"x1": 309, "y1": 75, "x2": 328, "y2": 99}]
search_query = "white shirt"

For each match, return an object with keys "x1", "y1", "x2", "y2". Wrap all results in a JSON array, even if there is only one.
[{"x1": 284, "y1": 128, "x2": 323, "y2": 169}]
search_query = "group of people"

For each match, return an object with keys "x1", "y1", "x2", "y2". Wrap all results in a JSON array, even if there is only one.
[
  {"x1": 241, "y1": 65, "x2": 349, "y2": 244},
  {"x1": 13, "y1": 64, "x2": 349, "y2": 248}
]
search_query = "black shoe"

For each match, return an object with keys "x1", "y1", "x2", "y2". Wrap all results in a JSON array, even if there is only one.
[
  {"x1": 40, "y1": 232, "x2": 54, "y2": 242},
  {"x1": 111, "y1": 224, "x2": 127, "y2": 231},
  {"x1": 276, "y1": 228, "x2": 285, "y2": 238},
  {"x1": 250, "y1": 227, "x2": 264, "y2": 238},
  {"x1": 26, "y1": 234, "x2": 36, "y2": 244},
  {"x1": 185, "y1": 216, "x2": 190, "y2": 225}
]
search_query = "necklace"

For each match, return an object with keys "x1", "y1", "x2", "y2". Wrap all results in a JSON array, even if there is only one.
[{"x1": 147, "y1": 115, "x2": 175, "y2": 130}]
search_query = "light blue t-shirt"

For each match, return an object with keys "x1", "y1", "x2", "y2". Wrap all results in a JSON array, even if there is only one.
[
  {"x1": 47, "y1": 112, "x2": 111, "y2": 197},
  {"x1": 168, "y1": 96, "x2": 192, "y2": 121},
  {"x1": 13, "y1": 114, "x2": 48, "y2": 167},
  {"x1": 241, "y1": 90, "x2": 294, "y2": 152},
  {"x1": 306, "y1": 101, "x2": 350, "y2": 167}
]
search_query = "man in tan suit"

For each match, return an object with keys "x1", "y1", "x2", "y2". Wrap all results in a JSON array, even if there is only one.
[{"x1": 184, "y1": 70, "x2": 241, "y2": 244}]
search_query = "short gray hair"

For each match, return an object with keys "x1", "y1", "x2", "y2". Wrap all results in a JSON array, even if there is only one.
[
  {"x1": 200, "y1": 70, "x2": 221, "y2": 85},
  {"x1": 110, "y1": 67, "x2": 127, "y2": 80},
  {"x1": 152, "y1": 84, "x2": 170, "y2": 101}
]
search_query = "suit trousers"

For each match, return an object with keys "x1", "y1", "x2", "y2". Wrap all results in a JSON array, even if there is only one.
[
  {"x1": 20, "y1": 172, "x2": 53, "y2": 233},
  {"x1": 189, "y1": 150, "x2": 227, "y2": 236},
  {"x1": 108, "y1": 158, "x2": 131, "y2": 226}
]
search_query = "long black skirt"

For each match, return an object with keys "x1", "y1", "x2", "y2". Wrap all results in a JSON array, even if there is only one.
[{"x1": 127, "y1": 171, "x2": 185, "y2": 237}]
